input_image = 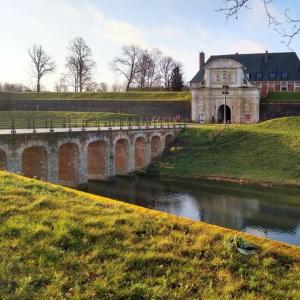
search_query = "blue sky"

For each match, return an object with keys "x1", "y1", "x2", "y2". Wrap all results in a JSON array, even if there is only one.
[{"x1": 0, "y1": 0, "x2": 300, "y2": 90}]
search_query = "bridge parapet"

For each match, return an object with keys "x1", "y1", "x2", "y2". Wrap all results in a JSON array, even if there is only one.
[{"x1": 0, "y1": 124, "x2": 183, "y2": 187}]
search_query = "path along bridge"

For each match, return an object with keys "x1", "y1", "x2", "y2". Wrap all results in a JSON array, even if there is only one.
[{"x1": 0, "y1": 122, "x2": 183, "y2": 187}]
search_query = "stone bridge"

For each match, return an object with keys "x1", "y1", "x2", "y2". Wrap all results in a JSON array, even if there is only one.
[{"x1": 0, "y1": 125, "x2": 181, "y2": 187}]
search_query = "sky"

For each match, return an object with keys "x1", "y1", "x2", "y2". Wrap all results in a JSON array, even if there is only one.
[{"x1": 0, "y1": 0, "x2": 300, "y2": 91}]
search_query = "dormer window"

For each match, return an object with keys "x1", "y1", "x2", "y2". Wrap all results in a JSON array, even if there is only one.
[
  {"x1": 245, "y1": 73, "x2": 250, "y2": 80},
  {"x1": 269, "y1": 72, "x2": 277, "y2": 80},
  {"x1": 281, "y1": 72, "x2": 288, "y2": 79},
  {"x1": 256, "y1": 72, "x2": 263, "y2": 80}
]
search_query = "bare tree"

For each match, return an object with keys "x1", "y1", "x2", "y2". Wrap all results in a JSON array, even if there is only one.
[
  {"x1": 134, "y1": 48, "x2": 162, "y2": 89},
  {"x1": 111, "y1": 45, "x2": 142, "y2": 91},
  {"x1": 146, "y1": 49, "x2": 162, "y2": 88},
  {"x1": 54, "y1": 76, "x2": 68, "y2": 92},
  {"x1": 0, "y1": 82, "x2": 31, "y2": 92},
  {"x1": 85, "y1": 81, "x2": 99, "y2": 92},
  {"x1": 111, "y1": 82, "x2": 125, "y2": 92},
  {"x1": 218, "y1": 0, "x2": 300, "y2": 49},
  {"x1": 28, "y1": 45, "x2": 55, "y2": 92},
  {"x1": 66, "y1": 37, "x2": 96, "y2": 92},
  {"x1": 159, "y1": 56, "x2": 177, "y2": 90},
  {"x1": 135, "y1": 49, "x2": 152, "y2": 89},
  {"x1": 98, "y1": 82, "x2": 108, "y2": 92}
]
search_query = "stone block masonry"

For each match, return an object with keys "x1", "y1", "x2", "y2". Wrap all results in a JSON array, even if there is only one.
[{"x1": 0, "y1": 127, "x2": 179, "y2": 187}]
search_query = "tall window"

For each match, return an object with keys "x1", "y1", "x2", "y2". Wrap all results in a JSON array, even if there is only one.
[
  {"x1": 269, "y1": 72, "x2": 277, "y2": 80},
  {"x1": 281, "y1": 72, "x2": 288, "y2": 79},
  {"x1": 256, "y1": 72, "x2": 263, "y2": 80}
]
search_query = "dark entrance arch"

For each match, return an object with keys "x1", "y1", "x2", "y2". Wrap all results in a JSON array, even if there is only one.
[{"x1": 218, "y1": 105, "x2": 231, "y2": 124}]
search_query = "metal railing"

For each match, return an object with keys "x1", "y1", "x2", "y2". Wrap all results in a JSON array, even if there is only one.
[{"x1": 0, "y1": 116, "x2": 188, "y2": 134}]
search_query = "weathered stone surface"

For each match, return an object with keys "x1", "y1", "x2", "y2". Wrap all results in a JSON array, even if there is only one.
[
  {"x1": 0, "y1": 127, "x2": 179, "y2": 187},
  {"x1": 191, "y1": 59, "x2": 260, "y2": 124},
  {"x1": 0, "y1": 149, "x2": 7, "y2": 170},
  {"x1": 22, "y1": 146, "x2": 47, "y2": 180}
]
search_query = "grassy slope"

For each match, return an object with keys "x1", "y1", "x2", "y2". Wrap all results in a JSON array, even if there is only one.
[
  {"x1": 0, "y1": 92, "x2": 191, "y2": 101},
  {"x1": 263, "y1": 92, "x2": 300, "y2": 103},
  {"x1": 155, "y1": 118, "x2": 300, "y2": 186},
  {"x1": 0, "y1": 172, "x2": 299, "y2": 299}
]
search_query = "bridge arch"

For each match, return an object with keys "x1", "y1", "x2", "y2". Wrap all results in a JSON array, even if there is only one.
[
  {"x1": 22, "y1": 146, "x2": 47, "y2": 180},
  {"x1": 58, "y1": 143, "x2": 79, "y2": 186},
  {"x1": 87, "y1": 140, "x2": 108, "y2": 180},
  {"x1": 115, "y1": 138, "x2": 129, "y2": 175},
  {"x1": 150, "y1": 135, "x2": 162, "y2": 159},
  {"x1": 0, "y1": 149, "x2": 7, "y2": 170},
  {"x1": 165, "y1": 134, "x2": 175, "y2": 147},
  {"x1": 135, "y1": 136, "x2": 147, "y2": 171}
]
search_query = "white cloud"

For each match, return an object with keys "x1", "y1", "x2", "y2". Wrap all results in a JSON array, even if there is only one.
[
  {"x1": 0, "y1": 0, "x2": 271, "y2": 89},
  {"x1": 87, "y1": 6, "x2": 145, "y2": 46},
  {"x1": 249, "y1": 0, "x2": 283, "y2": 25}
]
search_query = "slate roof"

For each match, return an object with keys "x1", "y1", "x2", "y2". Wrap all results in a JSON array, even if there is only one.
[{"x1": 190, "y1": 52, "x2": 300, "y2": 83}]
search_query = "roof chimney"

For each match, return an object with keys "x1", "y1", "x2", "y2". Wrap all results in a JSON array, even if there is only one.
[
  {"x1": 199, "y1": 51, "x2": 205, "y2": 71},
  {"x1": 265, "y1": 50, "x2": 269, "y2": 63}
]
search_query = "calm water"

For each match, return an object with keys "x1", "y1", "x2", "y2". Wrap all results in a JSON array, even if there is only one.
[{"x1": 84, "y1": 177, "x2": 300, "y2": 246}]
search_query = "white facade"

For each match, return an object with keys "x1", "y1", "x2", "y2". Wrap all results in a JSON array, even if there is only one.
[{"x1": 191, "y1": 59, "x2": 260, "y2": 124}]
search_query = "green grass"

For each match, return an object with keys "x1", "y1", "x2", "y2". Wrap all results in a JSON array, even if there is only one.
[
  {"x1": 154, "y1": 117, "x2": 300, "y2": 186},
  {"x1": 0, "y1": 172, "x2": 299, "y2": 299},
  {"x1": 263, "y1": 92, "x2": 300, "y2": 103},
  {"x1": 0, "y1": 111, "x2": 136, "y2": 129},
  {"x1": 0, "y1": 91, "x2": 191, "y2": 101}
]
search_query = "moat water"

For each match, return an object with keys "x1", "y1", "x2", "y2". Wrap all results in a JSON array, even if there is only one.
[{"x1": 84, "y1": 177, "x2": 300, "y2": 246}]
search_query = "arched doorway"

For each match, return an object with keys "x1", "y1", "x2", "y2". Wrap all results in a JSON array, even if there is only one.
[
  {"x1": 151, "y1": 136, "x2": 161, "y2": 160},
  {"x1": 115, "y1": 139, "x2": 129, "y2": 175},
  {"x1": 22, "y1": 146, "x2": 47, "y2": 180},
  {"x1": 218, "y1": 105, "x2": 231, "y2": 124},
  {"x1": 135, "y1": 137, "x2": 147, "y2": 171},
  {"x1": 58, "y1": 143, "x2": 79, "y2": 186},
  {"x1": 87, "y1": 140, "x2": 107, "y2": 180},
  {"x1": 0, "y1": 150, "x2": 7, "y2": 170}
]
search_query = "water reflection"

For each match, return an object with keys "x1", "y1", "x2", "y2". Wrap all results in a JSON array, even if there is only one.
[{"x1": 85, "y1": 177, "x2": 300, "y2": 246}]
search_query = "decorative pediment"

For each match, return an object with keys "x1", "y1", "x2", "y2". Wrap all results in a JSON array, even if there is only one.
[{"x1": 204, "y1": 58, "x2": 244, "y2": 70}]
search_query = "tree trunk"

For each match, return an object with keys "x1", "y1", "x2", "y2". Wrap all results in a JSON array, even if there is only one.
[
  {"x1": 37, "y1": 78, "x2": 41, "y2": 93},
  {"x1": 126, "y1": 81, "x2": 130, "y2": 92}
]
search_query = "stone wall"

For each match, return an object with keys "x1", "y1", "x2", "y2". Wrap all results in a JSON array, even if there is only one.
[
  {"x1": 0, "y1": 127, "x2": 179, "y2": 187},
  {"x1": 260, "y1": 103, "x2": 300, "y2": 121},
  {"x1": 0, "y1": 99, "x2": 191, "y2": 119}
]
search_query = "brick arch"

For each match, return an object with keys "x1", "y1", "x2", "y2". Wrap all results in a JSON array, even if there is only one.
[
  {"x1": 22, "y1": 146, "x2": 47, "y2": 180},
  {"x1": 165, "y1": 134, "x2": 175, "y2": 147},
  {"x1": 58, "y1": 143, "x2": 79, "y2": 186},
  {"x1": 87, "y1": 140, "x2": 107, "y2": 180},
  {"x1": 151, "y1": 135, "x2": 162, "y2": 159},
  {"x1": 0, "y1": 149, "x2": 7, "y2": 170},
  {"x1": 135, "y1": 136, "x2": 147, "y2": 171},
  {"x1": 115, "y1": 138, "x2": 129, "y2": 175}
]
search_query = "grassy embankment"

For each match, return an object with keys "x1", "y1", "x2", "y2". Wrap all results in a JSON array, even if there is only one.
[
  {"x1": 262, "y1": 92, "x2": 300, "y2": 103},
  {"x1": 153, "y1": 117, "x2": 300, "y2": 187},
  {"x1": 0, "y1": 171, "x2": 299, "y2": 299},
  {"x1": 0, "y1": 91, "x2": 191, "y2": 101},
  {"x1": 0, "y1": 111, "x2": 136, "y2": 129}
]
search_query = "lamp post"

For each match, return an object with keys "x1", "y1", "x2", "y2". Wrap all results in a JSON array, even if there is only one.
[{"x1": 222, "y1": 85, "x2": 229, "y2": 128}]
